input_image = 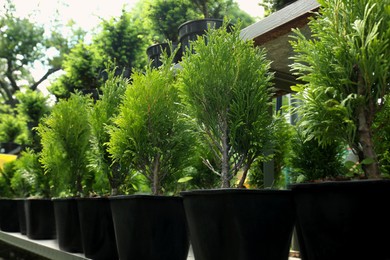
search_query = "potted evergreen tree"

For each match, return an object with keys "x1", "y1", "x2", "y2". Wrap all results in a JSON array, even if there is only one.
[
  {"x1": 38, "y1": 93, "x2": 92, "y2": 251},
  {"x1": 0, "y1": 105, "x2": 28, "y2": 155},
  {"x1": 79, "y1": 68, "x2": 132, "y2": 260},
  {"x1": 10, "y1": 149, "x2": 51, "y2": 235},
  {"x1": 289, "y1": 0, "x2": 390, "y2": 258},
  {"x1": 107, "y1": 51, "x2": 191, "y2": 260},
  {"x1": 0, "y1": 161, "x2": 20, "y2": 233},
  {"x1": 177, "y1": 23, "x2": 295, "y2": 260},
  {"x1": 0, "y1": 104, "x2": 30, "y2": 234}
]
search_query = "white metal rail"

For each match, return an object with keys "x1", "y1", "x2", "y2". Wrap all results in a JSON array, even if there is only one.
[{"x1": 0, "y1": 231, "x2": 88, "y2": 260}]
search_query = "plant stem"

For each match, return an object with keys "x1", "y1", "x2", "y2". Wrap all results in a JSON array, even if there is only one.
[{"x1": 357, "y1": 71, "x2": 380, "y2": 178}]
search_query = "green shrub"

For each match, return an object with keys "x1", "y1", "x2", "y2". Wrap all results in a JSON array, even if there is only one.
[
  {"x1": 38, "y1": 93, "x2": 93, "y2": 197},
  {"x1": 11, "y1": 149, "x2": 51, "y2": 198},
  {"x1": 89, "y1": 68, "x2": 128, "y2": 195},
  {"x1": 178, "y1": 22, "x2": 274, "y2": 188},
  {"x1": 288, "y1": 129, "x2": 347, "y2": 183},
  {"x1": 109, "y1": 51, "x2": 193, "y2": 195}
]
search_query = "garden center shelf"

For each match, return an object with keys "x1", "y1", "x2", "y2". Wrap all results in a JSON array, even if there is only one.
[{"x1": 0, "y1": 231, "x2": 88, "y2": 260}]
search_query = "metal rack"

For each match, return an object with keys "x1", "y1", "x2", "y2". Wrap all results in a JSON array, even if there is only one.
[{"x1": 0, "y1": 231, "x2": 88, "y2": 260}]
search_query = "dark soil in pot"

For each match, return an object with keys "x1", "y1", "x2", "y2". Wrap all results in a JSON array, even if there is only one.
[
  {"x1": 77, "y1": 197, "x2": 118, "y2": 260},
  {"x1": 181, "y1": 189, "x2": 295, "y2": 260},
  {"x1": 110, "y1": 195, "x2": 189, "y2": 260},
  {"x1": 291, "y1": 179, "x2": 390, "y2": 260},
  {"x1": 53, "y1": 198, "x2": 83, "y2": 253}
]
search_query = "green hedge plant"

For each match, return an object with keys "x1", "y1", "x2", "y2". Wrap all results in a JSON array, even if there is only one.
[
  {"x1": 89, "y1": 68, "x2": 128, "y2": 195},
  {"x1": 108, "y1": 51, "x2": 193, "y2": 195},
  {"x1": 290, "y1": 0, "x2": 390, "y2": 178},
  {"x1": 178, "y1": 22, "x2": 275, "y2": 188},
  {"x1": 38, "y1": 93, "x2": 93, "y2": 197}
]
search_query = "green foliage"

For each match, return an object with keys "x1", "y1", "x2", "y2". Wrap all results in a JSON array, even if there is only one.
[
  {"x1": 11, "y1": 149, "x2": 51, "y2": 198},
  {"x1": 15, "y1": 90, "x2": 51, "y2": 152},
  {"x1": 261, "y1": 0, "x2": 297, "y2": 16},
  {"x1": 290, "y1": 0, "x2": 390, "y2": 177},
  {"x1": 38, "y1": 93, "x2": 93, "y2": 197},
  {"x1": 0, "y1": 160, "x2": 17, "y2": 198},
  {"x1": 0, "y1": 7, "x2": 44, "y2": 68},
  {"x1": 142, "y1": 0, "x2": 254, "y2": 43},
  {"x1": 94, "y1": 9, "x2": 148, "y2": 72},
  {"x1": 270, "y1": 113, "x2": 295, "y2": 187},
  {"x1": 178, "y1": 22, "x2": 274, "y2": 188},
  {"x1": 145, "y1": 0, "x2": 197, "y2": 42},
  {"x1": 109, "y1": 52, "x2": 193, "y2": 195},
  {"x1": 15, "y1": 90, "x2": 50, "y2": 126},
  {"x1": 49, "y1": 42, "x2": 103, "y2": 98},
  {"x1": 288, "y1": 129, "x2": 347, "y2": 183},
  {"x1": 190, "y1": 0, "x2": 232, "y2": 18},
  {"x1": 0, "y1": 109, "x2": 29, "y2": 145},
  {"x1": 373, "y1": 96, "x2": 390, "y2": 176},
  {"x1": 45, "y1": 19, "x2": 86, "y2": 69},
  {"x1": 0, "y1": 2, "x2": 83, "y2": 105},
  {"x1": 89, "y1": 68, "x2": 129, "y2": 195},
  {"x1": 50, "y1": 9, "x2": 149, "y2": 99}
]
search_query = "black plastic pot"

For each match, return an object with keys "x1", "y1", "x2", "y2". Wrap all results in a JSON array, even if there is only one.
[
  {"x1": 53, "y1": 198, "x2": 83, "y2": 253},
  {"x1": 181, "y1": 189, "x2": 295, "y2": 260},
  {"x1": 146, "y1": 42, "x2": 182, "y2": 68},
  {"x1": 178, "y1": 19, "x2": 232, "y2": 54},
  {"x1": 25, "y1": 198, "x2": 56, "y2": 239},
  {"x1": 16, "y1": 198, "x2": 26, "y2": 235},
  {"x1": 77, "y1": 197, "x2": 118, "y2": 260},
  {"x1": 0, "y1": 199, "x2": 20, "y2": 232},
  {"x1": 291, "y1": 180, "x2": 390, "y2": 260},
  {"x1": 147, "y1": 43, "x2": 169, "y2": 68},
  {"x1": 110, "y1": 195, "x2": 189, "y2": 260},
  {"x1": 0, "y1": 142, "x2": 21, "y2": 155}
]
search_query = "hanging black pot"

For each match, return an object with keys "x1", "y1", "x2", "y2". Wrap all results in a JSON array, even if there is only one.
[
  {"x1": 16, "y1": 198, "x2": 26, "y2": 235},
  {"x1": 181, "y1": 189, "x2": 295, "y2": 260},
  {"x1": 147, "y1": 43, "x2": 170, "y2": 69},
  {"x1": 0, "y1": 199, "x2": 20, "y2": 232},
  {"x1": 110, "y1": 195, "x2": 189, "y2": 260},
  {"x1": 146, "y1": 42, "x2": 182, "y2": 68},
  {"x1": 0, "y1": 142, "x2": 21, "y2": 155},
  {"x1": 291, "y1": 179, "x2": 390, "y2": 260},
  {"x1": 77, "y1": 197, "x2": 118, "y2": 260},
  {"x1": 178, "y1": 19, "x2": 232, "y2": 54},
  {"x1": 53, "y1": 198, "x2": 83, "y2": 253},
  {"x1": 25, "y1": 198, "x2": 56, "y2": 239}
]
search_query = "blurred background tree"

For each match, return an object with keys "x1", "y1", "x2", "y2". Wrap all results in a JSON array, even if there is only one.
[
  {"x1": 260, "y1": 0, "x2": 296, "y2": 16},
  {"x1": 0, "y1": 0, "x2": 84, "y2": 106}
]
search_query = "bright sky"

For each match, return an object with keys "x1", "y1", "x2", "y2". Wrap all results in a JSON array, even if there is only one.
[{"x1": 10, "y1": 0, "x2": 264, "y2": 32}]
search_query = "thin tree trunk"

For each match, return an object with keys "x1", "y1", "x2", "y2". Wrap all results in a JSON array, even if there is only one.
[
  {"x1": 357, "y1": 106, "x2": 380, "y2": 178},
  {"x1": 221, "y1": 119, "x2": 231, "y2": 188},
  {"x1": 76, "y1": 170, "x2": 83, "y2": 196},
  {"x1": 357, "y1": 71, "x2": 380, "y2": 178},
  {"x1": 152, "y1": 153, "x2": 161, "y2": 195},
  {"x1": 238, "y1": 164, "x2": 250, "y2": 188}
]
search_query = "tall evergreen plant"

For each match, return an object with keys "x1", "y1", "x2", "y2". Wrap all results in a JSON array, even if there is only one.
[
  {"x1": 38, "y1": 93, "x2": 93, "y2": 197},
  {"x1": 89, "y1": 68, "x2": 128, "y2": 195},
  {"x1": 290, "y1": 0, "x2": 390, "y2": 178},
  {"x1": 108, "y1": 51, "x2": 193, "y2": 195},
  {"x1": 178, "y1": 23, "x2": 274, "y2": 188}
]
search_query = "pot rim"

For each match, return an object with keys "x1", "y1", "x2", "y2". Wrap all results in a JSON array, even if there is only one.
[
  {"x1": 290, "y1": 179, "x2": 390, "y2": 190},
  {"x1": 109, "y1": 194, "x2": 182, "y2": 201},
  {"x1": 180, "y1": 188, "x2": 291, "y2": 196},
  {"x1": 178, "y1": 18, "x2": 224, "y2": 31}
]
